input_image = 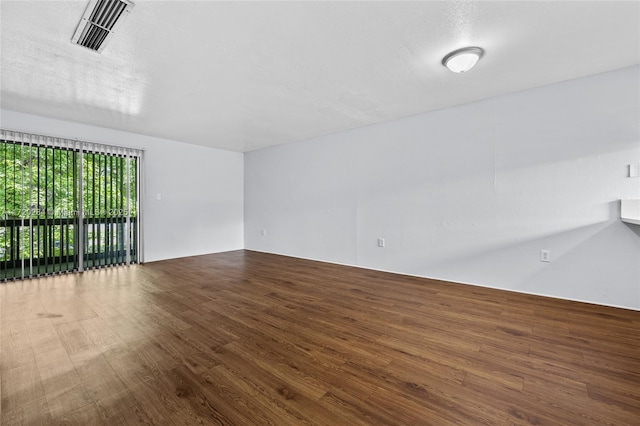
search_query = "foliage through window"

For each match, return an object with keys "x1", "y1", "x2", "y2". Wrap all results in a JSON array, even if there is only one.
[{"x1": 0, "y1": 131, "x2": 141, "y2": 281}]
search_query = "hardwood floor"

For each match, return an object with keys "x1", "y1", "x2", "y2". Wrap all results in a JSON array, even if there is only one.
[{"x1": 1, "y1": 250, "x2": 639, "y2": 425}]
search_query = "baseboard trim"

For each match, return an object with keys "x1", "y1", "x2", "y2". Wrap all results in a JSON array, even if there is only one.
[{"x1": 245, "y1": 248, "x2": 640, "y2": 312}]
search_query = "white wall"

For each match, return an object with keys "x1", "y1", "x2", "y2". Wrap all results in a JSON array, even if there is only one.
[
  {"x1": 0, "y1": 109, "x2": 244, "y2": 262},
  {"x1": 245, "y1": 66, "x2": 640, "y2": 310}
]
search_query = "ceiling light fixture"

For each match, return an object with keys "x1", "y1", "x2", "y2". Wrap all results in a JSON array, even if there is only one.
[{"x1": 442, "y1": 47, "x2": 484, "y2": 73}]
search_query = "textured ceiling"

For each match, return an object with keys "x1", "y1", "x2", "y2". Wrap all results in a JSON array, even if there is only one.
[{"x1": 1, "y1": 1, "x2": 639, "y2": 152}]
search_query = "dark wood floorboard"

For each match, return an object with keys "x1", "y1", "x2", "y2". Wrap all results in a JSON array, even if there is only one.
[{"x1": 1, "y1": 250, "x2": 639, "y2": 425}]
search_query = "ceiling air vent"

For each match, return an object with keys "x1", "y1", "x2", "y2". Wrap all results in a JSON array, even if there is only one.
[{"x1": 72, "y1": 0, "x2": 134, "y2": 53}]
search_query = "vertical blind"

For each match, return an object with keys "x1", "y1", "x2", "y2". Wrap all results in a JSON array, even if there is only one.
[{"x1": 0, "y1": 129, "x2": 143, "y2": 282}]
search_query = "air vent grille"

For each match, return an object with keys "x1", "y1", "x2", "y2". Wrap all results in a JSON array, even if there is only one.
[
  {"x1": 77, "y1": 24, "x2": 110, "y2": 51},
  {"x1": 72, "y1": 0, "x2": 134, "y2": 53},
  {"x1": 89, "y1": 0, "x2": 127, "y2": 30}
]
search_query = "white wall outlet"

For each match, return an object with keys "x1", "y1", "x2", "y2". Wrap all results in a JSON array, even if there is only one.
[
  {"x1": 378, "y1": 238, "x2": 385, "y2": 248},
  {"x1": 261, "y1": 229, "x2": 267, "y2": 237},
  {"x1": 156, "y1": 193, "x2": 162, "y2": 201},
  {"x1": 629, "y1": 164, "x2": 639, "y2": 178},
  {"x1": 540, "y1": 249, "x2": 551, "y2": 262}
]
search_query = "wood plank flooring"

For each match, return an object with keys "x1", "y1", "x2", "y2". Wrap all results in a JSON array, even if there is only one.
[{"x1": 1, "y1": 250, "x2": 639, "y2": 425}]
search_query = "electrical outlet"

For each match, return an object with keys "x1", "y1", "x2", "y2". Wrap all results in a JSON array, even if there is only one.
[
  {"x1": 261, "y1": 229, "x2": 267, "y2": 237},
  {"x1": 540, "y1": 249, "x2": 551, "y2": 262},
  {"x1": 378, "y1": 238, "x2": 385, "y2": 248}
]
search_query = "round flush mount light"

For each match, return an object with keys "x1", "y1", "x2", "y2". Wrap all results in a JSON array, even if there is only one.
[{"x1": 442, "y1": 47, "x2": 484, "y2": 73}]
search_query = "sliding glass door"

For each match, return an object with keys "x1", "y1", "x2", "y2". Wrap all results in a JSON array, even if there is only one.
[
  {"x1": 82, "y1": 151, "x2": 138, "y2": 269},
  {"x1": 0, "y1": 130, "x2": 142, "y2": 282}
]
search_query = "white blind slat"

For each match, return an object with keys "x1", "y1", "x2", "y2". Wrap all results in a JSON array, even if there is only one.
[{"x1": 0, "y1": 129, "x2": 143, "y2": 157}]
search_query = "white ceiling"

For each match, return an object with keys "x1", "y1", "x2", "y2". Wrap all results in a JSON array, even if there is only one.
[{"x1": 1, "y1": 1, "x2": 639, "y2": 152}]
